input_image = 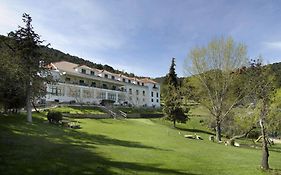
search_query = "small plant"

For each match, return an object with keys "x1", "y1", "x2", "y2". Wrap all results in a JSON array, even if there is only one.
[{"x1": 47, "y1": 111, "x2": 62, "y2": 124}]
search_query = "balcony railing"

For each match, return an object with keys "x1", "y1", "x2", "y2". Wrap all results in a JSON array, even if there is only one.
[{"x1": 61, "y1": 81, "x2": 126, "y2": 92}]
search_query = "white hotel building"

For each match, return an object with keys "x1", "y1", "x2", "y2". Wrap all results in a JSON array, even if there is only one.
[{"x1": 45, "y1": 61, "x2": 161, "y2": 107}]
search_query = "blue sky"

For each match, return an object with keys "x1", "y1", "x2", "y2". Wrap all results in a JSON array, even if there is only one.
[{"x1": 1, "y1": 0, "x2": 281, "y2": 77}]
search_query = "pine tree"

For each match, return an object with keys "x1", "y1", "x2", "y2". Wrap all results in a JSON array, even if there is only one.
[
  {"x1": 8, "y1": 13, "x2": 48, "y2": 122},
  {"x1": 167, "y1": 58, "x2": 178, "y2": 87},
  {"x1": 163, "y1": 58, "x2": 188, "y2": 127}
]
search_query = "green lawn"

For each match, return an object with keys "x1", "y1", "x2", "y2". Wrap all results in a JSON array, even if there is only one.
[
  {"x1": 117, "y1": 107, "x2": 163, "y2": 114},
  {"x1": 51, "y1": 106, "x2": 106, "y2": 115},
  {"x1": 0, "y1": 113, "x2": 280, "y2": 175}
]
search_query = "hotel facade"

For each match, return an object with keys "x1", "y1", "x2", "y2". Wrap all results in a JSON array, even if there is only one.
[{"x1": 45, "y1": 61, "x2": 161, "y2": 107}]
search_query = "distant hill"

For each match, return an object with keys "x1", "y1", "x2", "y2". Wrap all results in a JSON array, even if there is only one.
[
  {"x1": 269, "y1": 62, "x2": 281, "y2": 87},
  {"x1": 154, "y1": 62, "x2": 281, "y2": 88},
  {"x1": 154, "y1": 76, "x2": 185, "y2": 86},
  {"x1": 0, "y1": 35, "x2": 141, "y2": 78},
  {"x1": 40, "y1": 46, "x2": 140, "y2": 77},
  {"x1": 153, "y1": 76, "x2": 166, "y2": 85}
]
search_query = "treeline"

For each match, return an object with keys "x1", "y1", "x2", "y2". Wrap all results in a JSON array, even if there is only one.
[{"x1": 156, "y1": 61, "x2": 281, "y2": 105}]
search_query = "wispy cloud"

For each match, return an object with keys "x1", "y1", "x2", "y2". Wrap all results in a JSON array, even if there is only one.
[
  {"x1": 263, "y1": 41, "x2": 281, "y2": 50},
  {"x1": 1, "y1": 0, "x2": 281, "y2": 77}
]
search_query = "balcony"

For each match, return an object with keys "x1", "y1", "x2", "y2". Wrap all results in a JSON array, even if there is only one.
[{"x1": 60, "y1": 81, "x2": 126, "y2": 92}]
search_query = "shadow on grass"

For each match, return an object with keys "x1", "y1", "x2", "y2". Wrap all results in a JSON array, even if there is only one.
[
  {"x1": 0, "y1": 114, "x2": 193, "y2": 175},
  {"x1": 175, "y1": 127, "x2": 214, "y2": 135},
  {"x1": 269, "y1": 168, "x2": 281, "y2": 174},
  {"x1": 269, "y1": 145, "x2": 281, "y2": 153}
]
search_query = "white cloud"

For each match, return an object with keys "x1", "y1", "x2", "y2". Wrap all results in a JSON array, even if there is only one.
[{"x1": 263, "y1": 41, "x2": 281, "y2": 50}]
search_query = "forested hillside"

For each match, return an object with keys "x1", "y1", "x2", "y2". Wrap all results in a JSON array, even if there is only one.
[
  {"x1": 0, "y1": 35, "x2": 138, "y2": 78},
  {"x1": 155, "y1": 63, "x2": 281, "y2": 88}
]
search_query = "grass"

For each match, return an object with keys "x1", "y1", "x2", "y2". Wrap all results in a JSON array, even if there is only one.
[
  {"x1": 0, "y1": 112, "x2": 281, "y2": 175},
  {"x1": 51, "y1": 106, "x2": 106, "y2": 115},
  {"x1": 117, "y1": 107, "x2": 163, "y2": 114}
]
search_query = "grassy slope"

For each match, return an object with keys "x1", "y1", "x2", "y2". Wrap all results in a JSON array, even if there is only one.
[
  {"x1": 0, "y1": 113, "x2": 280, "y2": 175},
  {"x1": 51, "y1": 106, "x2": 106, "y2": 115},
  {"x1": 116, "y1": 107, "x2": 163, "y2": 114}
]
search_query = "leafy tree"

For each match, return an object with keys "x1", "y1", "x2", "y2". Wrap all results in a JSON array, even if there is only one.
[
  {"x1": 186, "y1": 37, "x2": 247, "y2": 141},
  {"x1": 268, "y1": 89, "x2": 281, "y2": 136},
  {"x1": 8, "y1": 13, "x2": 48, "y2": 122},
  {"x1": 163, "y1": 58, "x2": 188, "y2": 127},
  {"x1": 246, "y1": 58, "x2": 275, "y2": 170}
]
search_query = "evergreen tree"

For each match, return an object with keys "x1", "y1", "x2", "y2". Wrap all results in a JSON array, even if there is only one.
[
  {"x1": 8, "y1": 13, "x2": 48, "y2": 122},
  {"x1": 167, "y1": 58, "x2": 178, "y2": 87},
  {"x1": 163, "y1": 58, "x2": 188, "y2": 127},
  {"x1": 0, "y1": 36, "x2": 26, "y2": 112}
]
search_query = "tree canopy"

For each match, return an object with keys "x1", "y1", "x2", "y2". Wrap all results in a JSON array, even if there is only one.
[{"x1": 185, "y1": 37, "x2": 248, "y2": 141}]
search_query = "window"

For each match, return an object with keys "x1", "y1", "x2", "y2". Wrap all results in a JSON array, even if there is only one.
[
  {"x1": 137, "y1": 82, "x2": 140, "y2": 85},
  {"x1": 90, "y1": 71, "x2": 95, "y2": 76},
  {"x1": 108, "y1": 93, "x2": 116, "y2": 101},
  {"x1": 136, "y1": 97, "x2": 139, "y2": 101},
  {"x1": 123, "y1": 78, "x2": 126, "y2": 82},
  {"x1": 79, "y1": 80, "x2": 85, "y2": 85},
  {"x1": 151, "y1": 98, "x2": 154, "y2": 102},
  {"x1": 156, "y1": 92, "x2": 159, "y2": 98},
  {"x1": 65, "y1": 77, "x2": 71, "y2": 81},
  {"x1": 142, "y1": 83, "x2": 144, "y2": 86},
  {"x1": 81, "y1": 69, "x2": 86, "y2": 74},
  {"x1": 51, "y1": 86, "x2": 57, "y2": 94},
  {"x1": 104, "y1": 74, "x2": 108, "y2": 78},
  {"x1": 91, "y1": 82, "x2": 96, "y2": 87},
  {"x1": 112, "y1": 85, "x2": 116, "y2": 90},
  {"x1": 102, "y1": 84, "x2": 108, "y2": 89},
  {"x1": 112, "y1": 76, "x2": 115, "y2": 80},
  {"x1": 51, "y1": 86, "x2": 62, "y2": 96},
  {"x1": 151, "y1": 92, "x2": 154, "y2": 97},
  {"x1": 143, "y1": 90, "x2": 145, "y2": 96},
  {"x1": 129, "y1": 88, "x2": 132, "y2": 95},
  {"x1": 143, "y1": 98, "x2": 145, "y2": 102},
  {"x1": 136, "y1": 90, "x2": 139, "y2": 95},
  {"x1": 100, "y1": 92, "x2": 106, "y2": 99},
  {"x1": 128, "y1": 79, "x2": 131, "y2": 83},
  {"x1": 156, "y1": 99, "x2": 159, "y2": 103}
]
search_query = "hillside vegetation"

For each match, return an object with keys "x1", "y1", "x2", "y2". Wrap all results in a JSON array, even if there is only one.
[{"x1": 0, "y1": 112, "x2": 280, "y2": 175}]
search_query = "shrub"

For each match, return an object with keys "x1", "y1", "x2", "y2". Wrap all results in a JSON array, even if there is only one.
[
  {"x1": 100, "y1": 99, "x2": 115, "y2": 106},
  {"x1": 47, "y1": 111, "x2": 63, "y2": 124}
]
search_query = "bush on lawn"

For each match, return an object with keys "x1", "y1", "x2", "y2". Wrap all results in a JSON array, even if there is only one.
[{"x1": 47, "y1": 111, "x2": 63, "y2": 124}]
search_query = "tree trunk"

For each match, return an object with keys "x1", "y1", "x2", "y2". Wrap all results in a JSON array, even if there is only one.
[
  {"x1": 32, "y1": 102, "x2": 40, "y2": 113},
  {"x1": 173, "y1": 119, "x2": 176, "y2": 128},
  {"x1": 229, "y1": 126, "x2": 256, "y2": 146},
  {"x1": 260, "y1": 118, "x2": 269, "y2": 170},
  {"x1": 216, "y1": 117, "x2": 222, "y2": 141},
  {"x1": 26, "y1": 81, "x2": 32, "y2": 123}
]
